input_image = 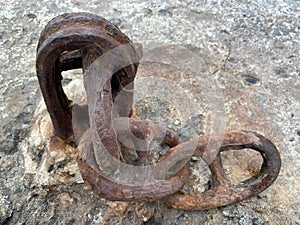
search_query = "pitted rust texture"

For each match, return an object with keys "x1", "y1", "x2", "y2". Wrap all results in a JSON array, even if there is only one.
[
  {"x1": 36, "y1": 12, "x2": 190, "y2": 202},
  {"x1": 37, "y1": 12, "x2": 281, "y2": 210},
  {"x1": 36, "y1": 12, "x2": 137, "y2": 143},
  {"x1": 76, "y1": 130, "x2": 190, "y2": 202},
  {"x1": 160, "y1": 130, "x2": 281, "y2": 210}
]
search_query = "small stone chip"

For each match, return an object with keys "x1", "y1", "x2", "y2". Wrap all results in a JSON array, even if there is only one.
[
  {"x1": 26, "y1": 13, "x2": 37, "y2": 19},
  {"x1": 243, "y1": 76, "x2": 258, "y2": 85},
  {"x1": 135, "y1": 203, "x2": 155, "y2": 222}
]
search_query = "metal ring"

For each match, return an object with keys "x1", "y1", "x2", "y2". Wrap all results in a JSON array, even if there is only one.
[{"x1": 161, "y1": 130, "x2": 281, "y2": 210}]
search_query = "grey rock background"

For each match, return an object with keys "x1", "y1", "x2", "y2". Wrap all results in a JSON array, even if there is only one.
[{"x1": 0, "y1": 0, "x2": 299, "y2": 224}]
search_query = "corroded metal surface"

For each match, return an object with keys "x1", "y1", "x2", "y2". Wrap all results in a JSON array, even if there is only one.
[
  {"x1": 36, "y1": 13, "x2": 281, "y2": 210},
  {"x1": 76, "y1": 119, "x2": 190, "y2": 201},
  {"x1": 36, "y1": 12, "x2": 137, "y2": 143},
  {"x1": 161, "y1": 130, "x2": 281, "y2": 210},
  {"x1": 36, "y1": 12, "x2": 190, "y2": 202}
]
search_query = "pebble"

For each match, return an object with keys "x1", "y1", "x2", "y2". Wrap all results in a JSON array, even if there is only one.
[
  {"x1": 158, "y1": 9, "x2": 172, "y2": 17},
  {"x1": 243, "y1": 76, "x2": 258, "y2": 85}
]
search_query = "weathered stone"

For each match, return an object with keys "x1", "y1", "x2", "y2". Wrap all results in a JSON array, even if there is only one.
[{"x1": 0, "y1": 1, "x2": 299, "y2": 224}]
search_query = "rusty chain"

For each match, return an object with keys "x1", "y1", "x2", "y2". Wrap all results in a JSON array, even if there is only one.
[{"x1": 36, "y1": 13, "x2": 281, "y2": 210}]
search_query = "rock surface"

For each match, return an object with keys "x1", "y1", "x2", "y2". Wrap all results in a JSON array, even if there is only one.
[{"x1": 0, "y1": 0, "x2": 299, "y2": 225}]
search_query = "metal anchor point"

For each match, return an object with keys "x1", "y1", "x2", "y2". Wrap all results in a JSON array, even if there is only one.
[{"x1": 36, "y1": 12, "x2": 281, "y2": 210}]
